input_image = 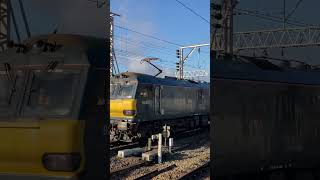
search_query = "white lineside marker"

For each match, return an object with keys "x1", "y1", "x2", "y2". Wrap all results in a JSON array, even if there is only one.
[
  {"x1": 148, "y1": 138, "x2": 152, "y2": 151},
  {"x1": 158, "y1": 133, "x2": 162, "y2": 164},
  {"x1": 169, "y1": 138, "x2": 173, "y2": 153}
]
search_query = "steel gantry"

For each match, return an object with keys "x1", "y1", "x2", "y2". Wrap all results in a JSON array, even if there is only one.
[
  {"x1": 211, "y1": 0, "x2": 320, "y2": 54},
  {"x1": 212, "y1": 26, "x2": 320, "y2": 52},
  {"x1": 88, "y1": 0, "x2": 119, "y2": 77},
  {"x1": 176, "y1": 43, "x2": 209, "y2": 79},
  {"x1": 0, "y1": 0, "x2": 30, "y2": 51},
  {"x1": 0, "y1": 0, "x2": 10, "y2": 51}
]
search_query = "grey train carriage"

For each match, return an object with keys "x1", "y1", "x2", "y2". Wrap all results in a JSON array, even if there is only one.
[
  {"x1": 110, "y1": 72, "x2": 210, "y2": 142},
  {"x1": 212, "y1": 55, "x2": 320, "y2": 178}
]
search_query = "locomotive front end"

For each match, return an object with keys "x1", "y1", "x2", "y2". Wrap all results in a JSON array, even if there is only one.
[
  {"x1": 0, "y1": 34, "x2": 108, "y2": 179},
  {"x1": 110, "y1": 76, "x2": 138, "y2": 142}
]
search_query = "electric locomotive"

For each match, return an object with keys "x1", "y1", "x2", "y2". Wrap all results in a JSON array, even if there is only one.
[
  {"x1": 212, "y1": 55, "x2": 320, "y2": 178},
  {"x1": 0, "y1": 34, "x2": 108, "y2": 179},
  {"x1": 110, "y1": 72, "x2": 210, "y2": 142}
]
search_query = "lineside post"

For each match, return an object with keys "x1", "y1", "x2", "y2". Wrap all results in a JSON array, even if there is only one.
[
  {"x1": 147, "y1": 138, "x2": 151, "y2": 151},
  {"x1": 169, "y1": 138, "x2": 173, "y2": 153},
  {"x1": 158, "y1": 133, "x2": 162, "y2": 164}
]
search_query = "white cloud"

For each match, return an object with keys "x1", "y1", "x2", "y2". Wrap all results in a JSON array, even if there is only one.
[{"x1": 112, "y1": 0, "x2": 161, "y2": 75}]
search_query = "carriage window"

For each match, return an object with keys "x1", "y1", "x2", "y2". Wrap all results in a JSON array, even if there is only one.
[
  {"x1": 139, "y1": 85, "x2": 153, "y2": 98},
  {"x1": 140, "y1": 91, "x2": 148, "y2": 97},
  {"x1": 22, "y1": 70, "x2": 80, "y2": 117}
]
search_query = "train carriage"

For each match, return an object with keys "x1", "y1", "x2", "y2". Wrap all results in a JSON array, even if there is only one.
[{"x1": 212, "y1": 55, "x2": 320, "y2": 178}]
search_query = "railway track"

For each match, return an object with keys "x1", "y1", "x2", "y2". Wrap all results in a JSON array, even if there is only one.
[
  {"x1": 110, "y1": 127, "x2": 209, "y2": 180},
  {"x1": 110, "y1": 160, "x2": 149, "y2": 177},
  {"x1": 169, "y1": 127, "x2": 209, "y2": 152},
  {"x1": 179, "y1": 162, "x2": 210, "y2": 180},
  {"x1": 110, "y1": 142, "x2": 140, "y2": 153},
  {"x1": 131, "y1": 161, "x2": 209, "y2": 180},
  {"x1": 133, "y1": 164, "x2": 177, "y2": 180},
  {"x1": 173, "y1": 127, "x2": 208, "y2": 139},
  {"x1": 110, "y1": 127, "x2": 208, "y2": 153}
]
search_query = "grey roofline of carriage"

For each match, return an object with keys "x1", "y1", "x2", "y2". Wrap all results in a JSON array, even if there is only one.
[{"x1": 213, "y1": 56, "x2": 320, "y2": 85}]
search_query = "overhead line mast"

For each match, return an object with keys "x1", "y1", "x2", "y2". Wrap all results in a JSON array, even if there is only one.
[
  {"x1": 110, "y1": 12, "x2": 120, "y2": 77},
  {"x1": 89, "y1": 0, "x2": 119, "y2": 77},
  {"x1": 212, "y1": 0, "x2": 320, "y2": 56},
  {"x1": 176, "y1": 43, "x2": 209, "y2": 79},
  {"x1": 0, "y1": 0, "x2": 30, "y2": 51},
  {"x1": 0, "y1": 0, "x2": 10, "y2": 51},
  {"x1": 283, "y1": 0, "x2": 286, "y2": 29}
]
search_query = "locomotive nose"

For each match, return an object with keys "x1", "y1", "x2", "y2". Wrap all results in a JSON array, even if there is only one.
[{"x1": 110, "y1": 99, "x2": 137, "y2": 118}]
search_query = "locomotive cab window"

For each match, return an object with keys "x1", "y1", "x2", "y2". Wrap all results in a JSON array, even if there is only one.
[
  {"x1": 21, "y1": 70, "x2": 80, "y2": 117},
  {"x1": 110, "y1": 83, "x2": 136, "y2": 99},
  {"x1": 0, "y1": 73, "x2": 14, "y2": 107}
]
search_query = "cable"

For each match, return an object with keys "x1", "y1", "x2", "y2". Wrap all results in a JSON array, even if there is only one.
[
  {"x1": 114, "y1": 35, "x2": 175, "y2": 50},
  {"x1": 114, "y1": 26, "x2": 210, "y2": 53},
  {"x1": 235, "y1": 8, "x2": 302, "y2": 26},
  {"x1": 235, "y1": 8, "x2": 315, "y2": 27},
  {"x1": 114, "y1": 25, "x2": 182, "y2": 47},
  {"x1": 114, "y1": 36, "x2": 210, "y2": 58},
  {"x1": 285, "y1": 0, "x2": 303, "y2": 21},
  {"x1": 236, "y1": 11, "x2": 301, "y2": 27},
  {"x1": 116, "y1": 50, "x2": 204, "y2": 70},
  {"x1": 174, "y1": 0, "x2": 209, "y2": 24},
  {"x1": 114, "y1": 25, "x2": 209, "y2": 73},
  {"x1": 114, "y1": 36, "x2": 178, "y2": 56}
]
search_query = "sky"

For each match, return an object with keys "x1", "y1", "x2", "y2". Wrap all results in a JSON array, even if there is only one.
[
  {"x1": 218, "y1": 0, "x2": 320, "y2": 65},
  {"x1": 111, "y1": 0, "x2": 210, "y2": 81}
]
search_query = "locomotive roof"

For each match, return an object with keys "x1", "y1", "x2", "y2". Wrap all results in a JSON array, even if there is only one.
[
  {"x1": 24, "y1": 34, "x2": 105, "y2": 50},
  {"x1": 0, "y1": 34, "x2": 107, "y2": 68},
  {"x1": 112, "y1": 72, "x2": 209, "y2": 88},
  {"x1": 213, "y1": 55, "x2": 320, "y2": 85}
]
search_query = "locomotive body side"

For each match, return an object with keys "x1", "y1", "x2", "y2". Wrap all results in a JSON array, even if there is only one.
[
  {"x1": 110, "y1": 73, "x2": 209, "y2": 142},
  {"x1": 212, "y1": 57, "x2": 320, "y2": 177}
]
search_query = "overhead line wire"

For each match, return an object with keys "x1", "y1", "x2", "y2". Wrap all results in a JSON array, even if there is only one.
[
  {"x1": 114, "y1": 25, "x2": 183, "y2": 46},
  {"x1": 235, "y1": 8, "x2": 315, "y2": 27},
  {"x1": 286, "y1": 0, "x2": 303, "y2": 21},
  {"x1": 174, "y1": 0, "x2": 209, "y2": 24}
]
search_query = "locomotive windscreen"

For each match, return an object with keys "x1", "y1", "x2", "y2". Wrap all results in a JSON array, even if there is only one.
[
  {"x1": 110, "y1": 83, "x2": 136, "y2": 99},
  {"x1": 0, "y1": 74, "x2": 13, "y2": 107},
  {"x1": 21, "y1": 70, "x2": 80, "y2": 117},
  {"x1": 0, "y1": 71, "x2": 24, "y2": 117}
]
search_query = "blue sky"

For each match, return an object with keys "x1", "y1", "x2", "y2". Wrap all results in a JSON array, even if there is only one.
[{"x1": 111, "y1": 0, "x2": 210, "y2": 81}]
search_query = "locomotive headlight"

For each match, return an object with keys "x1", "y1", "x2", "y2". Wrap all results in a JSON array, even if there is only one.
[
  {"x1": 123, "y1": 110, "x2": 136, "y2": 116},
  {"x1": 42, "y1": 153, "x2": 81, "y2": 172}
]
